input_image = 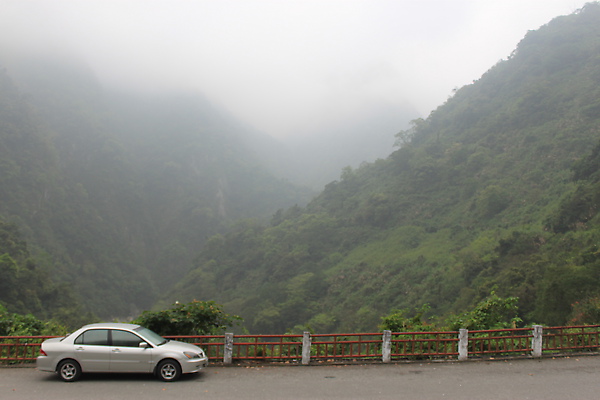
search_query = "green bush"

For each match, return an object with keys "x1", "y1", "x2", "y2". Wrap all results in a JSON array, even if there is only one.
[
  {"x1": 569, "y1": 297, "x2": 600, "y2": 325},
  {"x1": 446, "y1": 292, "x2": 522, "y2": 331},
  {"x1": 133, "y1": 300, "x2": 242, "y2": 336},
  {"x1": 379, "y1": 304, "x2": 431, "y2": 332},
  {"x1": 0, "y1": 304, "x2": 68, "y2": 336}
]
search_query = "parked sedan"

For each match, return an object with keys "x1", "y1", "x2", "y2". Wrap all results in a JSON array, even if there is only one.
[{"x1": 37, "y1": 322, "x2": 208, "y2": 382}]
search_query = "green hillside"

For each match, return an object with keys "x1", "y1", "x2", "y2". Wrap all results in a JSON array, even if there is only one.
[
  {"x1": 165, "y1": 3, "x2": 600, "y2": 333},
  {"x1": 0, "y1": 56, "x2": 313, "y2": 322}
]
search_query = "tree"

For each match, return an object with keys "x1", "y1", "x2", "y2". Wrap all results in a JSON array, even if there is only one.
[
  {"x1": 446, "y1": 292, "x2": 522, "y2": 330},
  {"x1": 476, "y1": 185, "x2": 511, "y2": 218},
  {"x1": 0, "y1": 304, "x2": 68, "y2": 336},
  {"x1": 133, "y1": 300, "x2": 242, "y2": 336},
  {"x1": 394, "y1": 118, "x2": 425, "y2": 147},
  {"x1": 379, "y1": 305, "x2": 431, "y2": 332},
  {"x1": 569, "y1": 297, "x2": 600, "y2": 325}
]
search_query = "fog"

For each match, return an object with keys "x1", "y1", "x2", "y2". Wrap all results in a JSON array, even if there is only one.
[{"x1": 0, "y1": 0, "x2": 588, "y2": 143}]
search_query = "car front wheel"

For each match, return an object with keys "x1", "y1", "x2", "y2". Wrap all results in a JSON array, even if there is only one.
[
  {"x1": 157, "y1": 359, "x2": 182, "y2": 382},
  {"x1": 57, "y1": 359, "x2": 82, "y2": 382}
]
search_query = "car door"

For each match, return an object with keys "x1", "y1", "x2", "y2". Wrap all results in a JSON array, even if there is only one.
[
  {"x1": 109, "y1": 329, "x2": 154, "y2": 373},
  {"x1": 73, "y1": 329, "x2": 111, "y2": 372}
]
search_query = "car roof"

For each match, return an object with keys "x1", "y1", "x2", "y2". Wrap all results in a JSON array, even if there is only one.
[{"x1": 80, "y1": 322, "x2": 141, "y2": 330}]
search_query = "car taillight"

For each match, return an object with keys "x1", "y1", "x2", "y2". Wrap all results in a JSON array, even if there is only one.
[{"x1": 39, "y1": 349, "x2": 47, "y2": 357}]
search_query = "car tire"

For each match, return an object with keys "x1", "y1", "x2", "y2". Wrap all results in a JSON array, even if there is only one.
[
  {"x1": 157, "y1": 359, "x2": 182, "y2": 382},
  {"x1": 57, "y1": 359, "x2": 82, "y2": 382}
]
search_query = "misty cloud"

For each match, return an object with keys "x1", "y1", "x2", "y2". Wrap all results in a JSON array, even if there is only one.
[{"x1": 0, "y1": 0, "x2": 587, "y2": 140}]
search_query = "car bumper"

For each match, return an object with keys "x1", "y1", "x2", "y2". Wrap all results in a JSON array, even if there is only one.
[
  {"x1": 182, "y1": 356, "x2": 209, "y2": 374},
  {"x1": 36, "y1": 356, "x2": 56, "y2": 373}
]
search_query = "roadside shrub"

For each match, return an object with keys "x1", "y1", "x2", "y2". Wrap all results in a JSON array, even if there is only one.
[
  {"x1": 446, "y1": 292, "x2": 522, "y2": 330},
  {"x1": 133, "y1": 300, "x2": 242, "y2": 335}
]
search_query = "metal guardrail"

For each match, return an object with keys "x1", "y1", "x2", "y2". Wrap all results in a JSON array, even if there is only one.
[
  {"x1": 311, "y1": 333, "x2": 383, "y2": 360},
  {"x1": 542, "y1": 325, "x2": 600, "y2": 352},
  {"x1": 171, "y1": 334, "x2": 304, "y2": 361},
  {"x1": 390, "y1": 331, "x2": 459, "y2": 358},
  {"x1": 0, "y1": 336, "x2": 55, "y2": 362},
  {"x1": 2, "y1": 325, "x2": 599, "y2": 364},
  {"x1": 467, "y1": 328, "x2": 533, "y2": 356}
]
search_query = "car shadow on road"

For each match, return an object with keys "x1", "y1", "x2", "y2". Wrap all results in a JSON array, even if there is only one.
[{"x1": 38, "y1": 371, "x2": 207, "y2": 383}]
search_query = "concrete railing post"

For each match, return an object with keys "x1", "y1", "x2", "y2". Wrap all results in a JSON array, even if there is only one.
[
  {"x1": 382, "y1": 330, "x2": 392, "y2": 363},
  {"x1": 531, "y1": 325, "x2": 543, "y2": 358},
  {"x1": 458, "y1": 329, "x2": 469, "y2": 361},
  {"x1": 302, "y1": 331, "x2": 311, "y2": 365},
  {"x1": 224, "y1": 332, "x2": 234, "y2": 364}
]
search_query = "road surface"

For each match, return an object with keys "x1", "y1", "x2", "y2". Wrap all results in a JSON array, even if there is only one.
[{"x1": 1, "y1": 356, "x2": 599, "y2": 399}]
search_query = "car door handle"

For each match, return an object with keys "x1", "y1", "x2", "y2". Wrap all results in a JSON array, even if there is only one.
[
  {"x1": 75, "y1": 347, "x2": 85, "y2": 351},
  {"x1": 112, "y1": 348, "x2": 121, "y2": 353}
]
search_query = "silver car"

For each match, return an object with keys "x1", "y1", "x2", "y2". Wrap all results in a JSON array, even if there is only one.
[{"x1": 37, "y1": 322, "x2": 208, "y2": 382}]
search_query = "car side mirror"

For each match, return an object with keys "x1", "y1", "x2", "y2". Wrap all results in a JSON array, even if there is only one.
[{"x1": 139, "y1": 342, "x2": 150, "y2": 348}]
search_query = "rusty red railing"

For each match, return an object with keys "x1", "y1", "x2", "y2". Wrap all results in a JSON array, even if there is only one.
[
  {"x1": 467, "y1": 328, "x2": 533, "y2": 356},
  {"x1": 172, "y1": 334, "x2": 304, "y2": 361},
  {"x1": 390, "y1": 331, "x2": 459, "y2": 358},
  {"x1": 311, "y1": 333, "x2": 382, "y2": 360},
  {"x1": 542, "y1": 325, "x2": 600, "y2": 352},
  {"x1": 230, "y1": 334, "x2": 303, "y2": 360},
  {"x1": 0, "y1": 336, "x2": 56, "y2": 363},
  {"x1": 2, "y1": 325, "x2": 599, "y2": 364}
]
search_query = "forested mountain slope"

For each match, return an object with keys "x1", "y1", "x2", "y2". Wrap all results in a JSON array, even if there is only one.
[
  {"x1": 166, "y1": 3, "x2": 600, "y2": 333},
  {"x1": 0, "y1": 56, "x2": 313, "y2": 321}
]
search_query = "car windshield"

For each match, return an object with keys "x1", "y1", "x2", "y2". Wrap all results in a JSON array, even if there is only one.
[{"x1": 134, "y1": 326, "x2": 168, "y2": 346}]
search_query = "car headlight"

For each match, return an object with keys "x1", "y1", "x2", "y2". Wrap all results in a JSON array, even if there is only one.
[{"x1": 183, "y1": 351, "x2": 201, "y2": 359}]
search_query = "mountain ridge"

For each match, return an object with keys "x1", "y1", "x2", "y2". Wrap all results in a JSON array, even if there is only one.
[
  {"x1": 0, "y1": 55, "x2": 315, "y2": 320},
  {"x1": 163, "y1": 3, "x2": 600, "y2": 333},
  {"x1": 2, "y1": 4, "x2": 600, "y2": 331}
]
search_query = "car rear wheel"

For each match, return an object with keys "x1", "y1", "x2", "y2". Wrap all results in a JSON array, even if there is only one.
[
  {"x1": 58, "y1": 359, "x2": 82, "y2": 382},
  {"x1": 157, "y1": 359, "x2": 182, "y2": 382}
]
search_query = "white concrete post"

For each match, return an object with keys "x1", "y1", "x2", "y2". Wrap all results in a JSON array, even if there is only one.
[
  {"x1": 382, "y1": 330, "x2": 392, "y2": 363},
  {"x1": 224, "y1": 332, "x2": 234, "y2": 364},
  {"x1": 458, "y1": 329, "x2": 469, "y2": 361},
  {"x1": 531, "y1": 325, "x2": 543, "y2": 358},
  {"x1": 302, "y1": 331, "x2": 311, "y2": 365}
]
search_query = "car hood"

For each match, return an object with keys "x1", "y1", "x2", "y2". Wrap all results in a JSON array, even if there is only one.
[{"x1": 160, "y1": 340, "x2": 203, "y2": 353}]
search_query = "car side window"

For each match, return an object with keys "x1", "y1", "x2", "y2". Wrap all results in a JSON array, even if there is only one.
[
  {"x1": 111, "y1": 330, "x2": 145, "y2": 347},
  {"x1": 74, "y1": 329, "x2": 110, "y2": 346}
]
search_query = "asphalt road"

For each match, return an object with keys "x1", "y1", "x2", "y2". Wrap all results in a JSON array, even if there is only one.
[{"x1": 1, "y1": 356, "x2": 599, "y2": 400}]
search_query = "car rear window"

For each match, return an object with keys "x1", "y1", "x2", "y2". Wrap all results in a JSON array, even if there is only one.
[{"x1": 74, "y1": 329, "x2": 110, "y2": 346}]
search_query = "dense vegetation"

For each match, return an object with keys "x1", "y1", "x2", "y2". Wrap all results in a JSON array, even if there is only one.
[
  {"x1": 0, "y1": 55, "x2": 313, "y2": 323},
  {"x1": 164, "y1": 3, "x2": 600, "y2": 333},
  {"x1": 133, "y1": 300, "x2": 242, "y2": 336},
  {"x1": 2, "y1": 4, "x2": 600, "y2": 334},
  {"x1": 0, "y1": 220, "x2": 92, "y2": 332}
]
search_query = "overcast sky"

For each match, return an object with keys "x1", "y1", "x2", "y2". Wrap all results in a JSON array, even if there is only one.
[{"x1": 0, "y1": 0, "x2": 590, "y2": 139}]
